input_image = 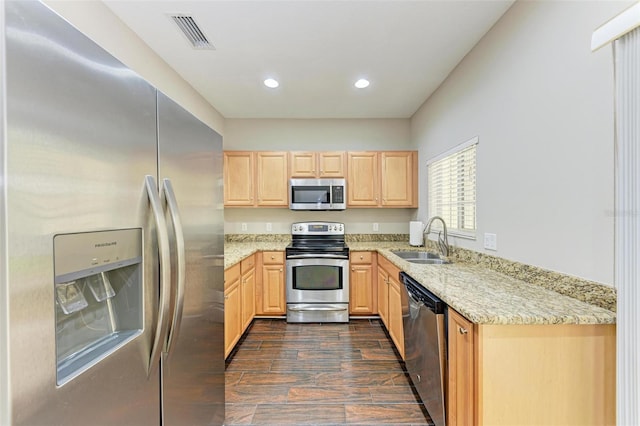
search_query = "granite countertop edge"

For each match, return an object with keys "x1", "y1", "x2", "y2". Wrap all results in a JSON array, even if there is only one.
[{"x1": 224, "y1": 241, "x2": 616, "y2": 326}]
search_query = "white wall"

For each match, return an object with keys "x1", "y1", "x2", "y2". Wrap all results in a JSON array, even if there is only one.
[
  {"x1": 411, "y1": 0, "x2": 633, "y2": 285},
  {"x1": 43, "y1": 0, "x2": 225, "y2": 135},
  {"x1": 224, "y1": 118, "x2": 415, "y2": 235},
  {"x1": 224, "y1": 118, "x2": 412, "y2": 151}
]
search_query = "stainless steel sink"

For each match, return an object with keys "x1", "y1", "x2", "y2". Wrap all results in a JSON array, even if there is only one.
[
  {"x1": 405, "y1": 258, "x2": 449, "y2": 265},
  {"x1": 390, "y1": 250, "x2": 450, "y2": 264}
]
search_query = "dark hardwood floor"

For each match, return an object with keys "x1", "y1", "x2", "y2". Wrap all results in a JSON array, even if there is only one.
[{"x1": 225, "y1": 319, "x2": 433, "y2": 425}]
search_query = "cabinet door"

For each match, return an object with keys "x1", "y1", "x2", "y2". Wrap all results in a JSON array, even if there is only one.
[
  {"x1": 350, "y1": 264, "x2": 375, "y2": 314},
  {"x1": 224, "y1": 279, "x2": 241, "y2": 358},
  {"x1": 447, "y1": 308, "x2": 475, "y2": 426},
  {"x1": 241, "y1": 268, "x2": 256, "y2": 332},
  {"x1": 318, "y1": 151, "x2": 346, "y2": 177},
  {"x1": 376, "y1": 266, "x2": 389, "y2": 328},
  {"x1": 289, "y1": 152, "x2": 317, "y2": 177},
  {"x1": 347, "y1": 152, "x2": 379, "y2": 206},
  {"x1": 256, "y1": 152, "x2": 288, "y2": 206},
  {"x1": 380, "y1": 151, "x2": 417, "y2": 207},
  {"x1": 224, "y1": 151, "x2": 254, "y2": 206},
  {"x1": 260, "y1": 264, "x2": 286, "y2": 314},
  {"x1": 388, "y1": 275, "x2": 405, "y2": 360}
]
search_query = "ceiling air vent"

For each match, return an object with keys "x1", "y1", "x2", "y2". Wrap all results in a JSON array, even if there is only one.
[{"x1": 170, "y1": 15, "x2": 214, "y2": 50}]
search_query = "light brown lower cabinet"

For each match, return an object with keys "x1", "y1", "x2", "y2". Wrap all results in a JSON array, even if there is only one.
[
  {"x1": 387, "y1": 275, "x2": 404, "y2": 359},
  {"x1": 225, "y1": 254, "x2": 257, "y2": 358},
  {"x1": 377, "y1": 254, "x2": 404, "y2": 359},
  {"x1": 349, "y1": 251, "x2": 377, "y2": 315},
  {"x1": 377, "y1": 261, "x2": 389, "y2": 328},
  {"x1": 240, "y1": 255, "x2": 256, "y2": 331},
  {"x1": 224, "y1": 263, "x2": 242, "y2": 358},
  {"x1": 447, "y1": 307, "x2": 616, "y2": 425},
  {"x1": 447, "y1": 308, "x2": 475, "y2": 425},
  {"x1": 256, "y1": 251, "x2": 286, "y2": 315}
]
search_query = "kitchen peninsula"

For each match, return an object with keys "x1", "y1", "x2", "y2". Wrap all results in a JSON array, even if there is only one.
[{"x1": 224, "y1": 234, "x2": 616, "y2": 426}]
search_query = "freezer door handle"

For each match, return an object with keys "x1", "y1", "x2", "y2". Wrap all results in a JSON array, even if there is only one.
[
  {"x1": 145, "y1": 175, "x2": 172, "y2": 376},
  {"x1": 161, "y1": 178, "x2": 186, "y2": 358}
]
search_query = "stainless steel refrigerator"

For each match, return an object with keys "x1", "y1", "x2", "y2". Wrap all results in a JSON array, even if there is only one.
[{"x1": 0, "y1": 1, "x2": 225, "y2": 424}]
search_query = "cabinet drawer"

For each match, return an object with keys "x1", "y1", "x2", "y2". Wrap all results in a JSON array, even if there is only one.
[
  {"x1": 262, "y1": 251, "x2": 284, "y2": 264},
  {"x1": 350, "y1": 251, "x2": 373, "y2": 264},
  {"x1": 241, "y1": 254, "x2": 256, "y2": 273},
  {"x1": 224, "y1": 263, "x2": 241, "y2": 290}
]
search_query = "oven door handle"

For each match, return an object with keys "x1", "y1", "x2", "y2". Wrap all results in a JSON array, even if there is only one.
[
  {"x1": 288, "y1": 305, "x2": 349, "y2": 312},
  {"x1": 286, "y1": 254, "x2": 349, "y2": 259}
]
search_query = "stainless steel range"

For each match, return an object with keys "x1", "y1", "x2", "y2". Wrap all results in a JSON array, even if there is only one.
[{"x1": 285, "y1": 221, "x2": 350, "y2": 323}]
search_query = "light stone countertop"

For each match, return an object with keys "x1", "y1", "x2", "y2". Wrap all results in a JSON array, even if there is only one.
[
  {"x1": 224, "y1": 241, "x2": 616, "y2": 326},
  {"x1": 224, "y1": 241, "x2": 290, "y2": 269}
]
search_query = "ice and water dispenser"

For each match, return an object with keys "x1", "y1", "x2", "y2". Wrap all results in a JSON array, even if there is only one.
[{"x1": 54, "y1": 229, "x2": 143, "y2": 385}]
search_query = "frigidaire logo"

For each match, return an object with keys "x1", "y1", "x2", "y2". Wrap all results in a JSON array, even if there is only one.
[{"x1": 95, "y1": 241, "x2": 117, "y2": 248}]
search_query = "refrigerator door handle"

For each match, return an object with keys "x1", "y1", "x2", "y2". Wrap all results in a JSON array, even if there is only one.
[
  {"x1": 145, "y1": 175, "x2": 172, "y2": 376},
  {"x1": 161, "y1": 178, "x2": 186, "y2": 358}
]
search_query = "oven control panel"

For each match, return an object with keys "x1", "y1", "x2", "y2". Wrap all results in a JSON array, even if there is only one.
[{"x1": 291, "y1": 221, "x2": 344, "y2": 235}]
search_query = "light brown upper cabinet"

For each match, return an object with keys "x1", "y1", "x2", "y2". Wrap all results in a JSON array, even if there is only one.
[
  {"x1": 346, "y1": 152, "x2": 379, "y2": 206},
  {"x1": 224, "y1": 151, "x2": 288, "y2": 207},
  {"x1": 380, "y1": 151, "x2": 417, "y2": 207},
  {"x1": 347, "y1": 151, "x2": 417, "y2": 207},
  {"x1": 223, "y1": 151, "x2": 254, "y2": 206},
  {"x1": 256, "y1": 152, "x2": 288, "y2": 206},
  {"x1": 289, "y1": 151, "x2": 346, "y2": 178}
]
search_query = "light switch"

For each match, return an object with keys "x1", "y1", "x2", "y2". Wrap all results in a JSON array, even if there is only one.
[{"x1": 484, "y1": 233, "x2": 497, "y2": 251}]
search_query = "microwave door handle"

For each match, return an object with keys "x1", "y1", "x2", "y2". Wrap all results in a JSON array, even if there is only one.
[
  {"x1": 329, "y1": 185, "x2": 333, "y2": 207},
  {"x1": 144, "y1": 175, "x2": 172, "y2": 377},
  {"x1": 161, "y1": 178, "x2": 186, "y2": 359}
]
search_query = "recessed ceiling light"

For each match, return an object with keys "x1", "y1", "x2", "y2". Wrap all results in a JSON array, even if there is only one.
[
  {"x1": 354, "y1": 78, "x2": 370, "y2": 89},
  {"x1": 264, "y1": 78, "x2": 279, "y2": 88}
]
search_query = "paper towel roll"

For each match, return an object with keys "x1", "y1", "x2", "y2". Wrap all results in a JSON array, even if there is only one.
[{"x1": 409, "y1": 221, "x2": 424, "y2": 246}]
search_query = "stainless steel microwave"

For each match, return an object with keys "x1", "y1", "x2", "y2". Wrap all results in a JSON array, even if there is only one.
[{"x1": 289, "y1": 178, "x2": 346, "y2": 210}]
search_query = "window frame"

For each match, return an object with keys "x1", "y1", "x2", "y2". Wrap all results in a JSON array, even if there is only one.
[{"x1": 426, "y1": 136, "x2": 478, "y2": 240}]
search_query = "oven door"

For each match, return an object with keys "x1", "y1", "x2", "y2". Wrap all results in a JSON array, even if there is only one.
[{"x1": 286, "y1": 257, "x2": 349, "y2": 304}]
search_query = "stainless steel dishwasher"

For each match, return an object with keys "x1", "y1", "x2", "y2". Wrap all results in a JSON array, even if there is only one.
[{"x1": 400, "y1": 271, "x2": 447, "y2": 426}]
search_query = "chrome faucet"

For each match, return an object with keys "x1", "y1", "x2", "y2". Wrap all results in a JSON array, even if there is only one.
[{"x1": 424, "y1": 216, "x2": 450, "y2": 257}]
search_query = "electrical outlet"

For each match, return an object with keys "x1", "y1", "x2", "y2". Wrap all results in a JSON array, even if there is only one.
[
  {"x1": 484, "y1": 233, "x2": 497, "y2": 251},
  {"x1": 241, "y1": 223, "x2": 247, "y2": 231},
  {"x1": 373, "y1": 223, "x2": 379, "y2": 232},
  {"x1": 266, "y1": 223, "x2": 272, "y2": 232}
]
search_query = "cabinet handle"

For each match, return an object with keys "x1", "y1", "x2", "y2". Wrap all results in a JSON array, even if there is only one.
[
  {"x1": 224, "y1": 295, "x2": 229, "y2": 300},
  {"x1": 359, "y1": 255, "x2": 364, "y2": 260},
  {"x1": 351, "y1": 268, "x2": 355, "y2": 271},
  {"x1": 271, "y1": 255, "x2": 275, "y2": 260},
  {"x1": 459, "y1": 327, "x2": 468, "y2": 335},
  {"x1": 279, "y1": 268, "x2": 283, "y2": 272}
]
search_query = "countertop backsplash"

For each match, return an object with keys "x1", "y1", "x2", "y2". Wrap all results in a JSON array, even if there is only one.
[{"x1": 225, "y1": 233, "x2": 290, "y2": 243}]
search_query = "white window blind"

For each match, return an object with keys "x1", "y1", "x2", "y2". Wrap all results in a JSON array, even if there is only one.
[{"x1": 427, "y1": 137, "x2": 477, "y2": 237}]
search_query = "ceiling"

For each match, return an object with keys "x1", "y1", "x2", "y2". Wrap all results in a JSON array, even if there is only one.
[{"x1": 104, "y1": 1, "x2": 514, "y2": 119}]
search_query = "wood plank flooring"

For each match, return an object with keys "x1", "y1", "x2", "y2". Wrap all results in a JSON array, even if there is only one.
[{"x1": 225, "y1": 319, "x2": 433, "y2": 425}]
